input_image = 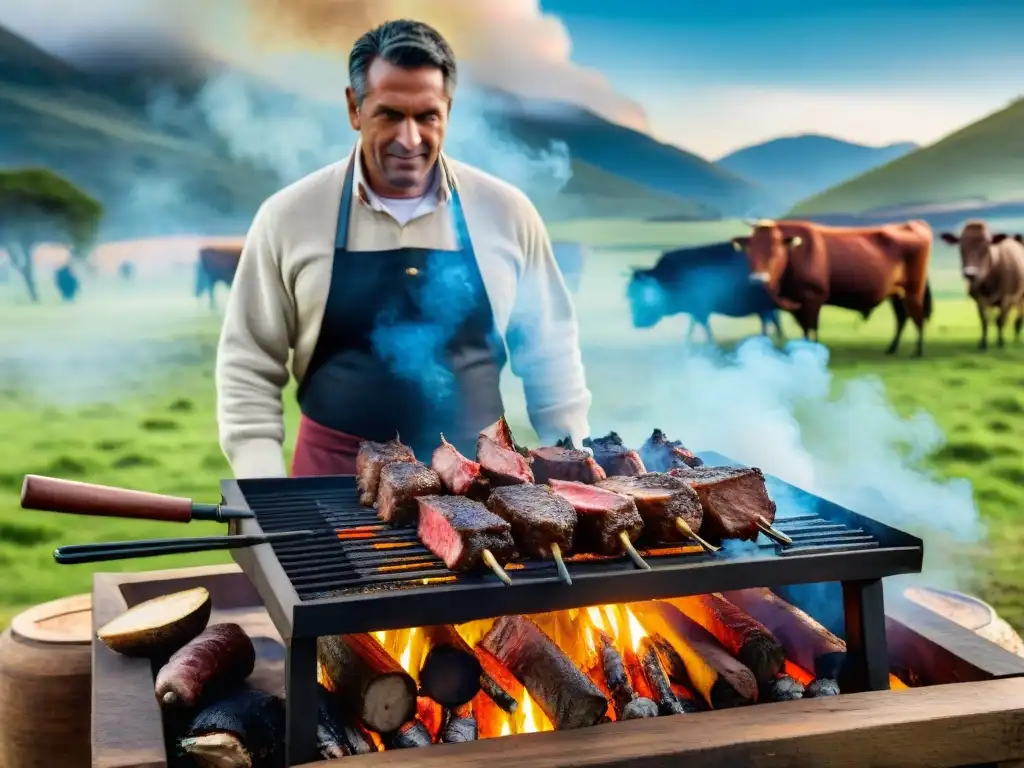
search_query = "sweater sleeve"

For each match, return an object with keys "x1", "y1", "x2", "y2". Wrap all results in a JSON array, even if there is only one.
[
  {"x1": 505, "y1": 199, "x2": 593, "y2": 447},
  {"x1": 215, "y1": 204, "x2": 296, "y2": 478}
]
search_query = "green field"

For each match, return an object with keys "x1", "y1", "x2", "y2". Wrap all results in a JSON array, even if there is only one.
[{"x1": 1, "y1": 220, "x2": 1022, "y2": 635}]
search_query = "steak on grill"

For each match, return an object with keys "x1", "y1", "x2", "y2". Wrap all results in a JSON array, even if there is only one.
[
  {"x1": 640, "y1": 429, "x2": 703, "y2": 472},
  {"x1": 477, "y1": 435, "x2": 534, "y2": 486},
  {"x1": 528, "y1": 444, "x2": 606, "y2": 485},
  {"x1": 356, "y1": 439, "x2": 416, "y2": 507},
  {"x1": 548, "y1": 479, "x2": 644, "y2": 556},
  {"x1": 417, "y1": 496, "x2": 517, "y2": 571},
  {"x1": 431, "y1": 435, "x2": 489, "y2": 499},
  {"x1": 670, "y1": 466, "x2": 776, "y2": 542},
  {"x1": 583, "y1": 432, "x2": 646, "y2": 477},
  {"x1": 376, "y1": 461, "x2": 443, "y2": 526},
  {"x1": 486, "y1": 484, "x2": 577, "y2": 558},
  {"x1": 596, "y1": 473, "x2": 703, "y2": 544},
  {"x1": 480, "y1": 416, "x2": 519, "y2": 452}
]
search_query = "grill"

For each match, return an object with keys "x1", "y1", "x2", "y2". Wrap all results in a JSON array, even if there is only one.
[{"x1": 224, "y1": 450, "x2": 923, "y2": 766}]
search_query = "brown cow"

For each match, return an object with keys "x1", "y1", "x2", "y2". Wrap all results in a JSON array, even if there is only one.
[
  {"x1": 732, "y1": 219, "x2": 933, "y2": 356},
  {"x1": 939, "y1": 222, "x2": 1024, "y2": 349},
  {"x1": 195, "y1": 246, "x2": 242, "y2": 310}
]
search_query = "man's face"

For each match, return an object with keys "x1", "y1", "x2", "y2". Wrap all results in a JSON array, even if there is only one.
[{"x1": 347, "y1": 58, "x2": 450, "y2": 196}]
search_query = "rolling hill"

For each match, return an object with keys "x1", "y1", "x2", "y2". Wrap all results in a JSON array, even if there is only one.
[
  {"x1": 790, "y1": 98, "x2": 1024, "y2": 216},
  {"x1": 717, "y1": 135, "x2": 917, "y2": 212}
]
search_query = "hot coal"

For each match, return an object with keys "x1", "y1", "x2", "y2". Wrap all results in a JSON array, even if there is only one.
[
  {"x1": 671, "y1": 466, "x2": 776, "y2": 542},
  {"x1": 548, "y1": 479, "x2": 644, "y2": 555},
  {"x1": 640, "y1": 429, "x2": 703, "y2": 472},
  {"x1": 762, "y1": 675, "x2": 805, "y2": 702},
  {"x1": 805, "y1": 678, "x2": 841, "y2": 698},
  {"x1": 356, "y1": 439, "x2": 416, "y2": 507},
  {"x1": 431, "y1": 436, "x2": 489, "y2": 499},
  {"x1": 583, "y1": 432, "x2": 646, "y2": 477},
  {"x1": 375, "y1": 461, "x2": 443, "y2": 526},
  {"x1": 416, "y1": 496, "x2": 517, "y2": 571},
  {"x1": 529, "y1": 444, "x2": 606, "y2": 484},
  {"x1": 596, "y1": 474, "x2": 703, "y2": 544},
  {"x1": 487, "y1": 484, "x2": 576, "y2": 558}
]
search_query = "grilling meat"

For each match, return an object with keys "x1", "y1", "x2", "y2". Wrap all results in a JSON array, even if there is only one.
[
  {"x1": 376, "y1": 461, "x2": 443, "y2": 526},
  {"x1": 640, "y1": 429, "x2": 703, "y2": 472},
  {"x1": 486, "y1": 484, "x2": 576, "y2": 559},
  {"x1": 417, "y1": 496, "x2": 517, "y2": 571},
  {"x1": 431, "y1": 435, "x2": 489, "y2": 499},
  {"x1": 583, "y1": 432, "x2": 646, "y2": 477},
  {"x1": 356, "y1": 439, "x2": 416, "y2": 507},
  {"x1": 477, "y1": 434, "x2": 534, "y2": 486},
  {"x1": 596, "y1": 473, "x2": 703, "y2": 544},
  {"x1": 548, "y1": 479, "x2": 643, "y2": 556},
  {"x1": 670, "y1": 466, "x2": 776, "y2": 542},
  {"x1": 529, "y1": 444, "x2": 606, "y2": 484}
]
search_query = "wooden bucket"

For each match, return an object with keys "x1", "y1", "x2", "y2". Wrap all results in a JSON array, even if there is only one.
[
  {"x1": 0, "y1": 595, "x2": 93, "y2": 768},
  {"x1": 904, "y1": 586, "x2": 1024, "y2": 658}
]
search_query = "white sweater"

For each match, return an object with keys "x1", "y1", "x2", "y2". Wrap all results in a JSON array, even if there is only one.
[{"x1": 215, "y1": 148, "x2": 592, "y2": 478}]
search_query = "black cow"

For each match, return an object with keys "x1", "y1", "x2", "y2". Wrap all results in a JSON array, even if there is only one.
[
  {"x1": 194, "y1": 247, "x2": 241, "y2": 309},
  {"x1": 54, "y1": 264, "x2": 80, "y2": 302},
  {"x1": 626, "y1": 241, "x2": 783, "y2": 343}
]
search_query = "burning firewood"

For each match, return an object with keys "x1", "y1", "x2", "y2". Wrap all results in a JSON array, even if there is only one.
[
  {"x1": 805, "y1": 678, "x2": 840, "y2": 698},
  {"x1": 481, "y1": 615, "x2": 609, "y2": 730},
  {"x1": 317, "y1": 684, "x2": 374, "y2": 757},
  {"x1": 416, "y1": 696, "x2": 443, "y2": 742},
  {"x1": 669, "y1": 593, "x2": 784, "y2": 685},
  {"x1": 762, "y1": 675, "x2": 805, "y2": 702},
  {"x1": 593, "y1": 628, "x2": 658, "y2": 720},
  {"x1": 638, "y1": 637, "x2": 696, "y2": 715},
  {"x1": 649, "y1": 634, "x2": 704, "y2": 708},
  {"x1": 722, "y1": 588, "x2": 847, "y2": 680},
  {"x1": 634, "y1": 601, "x2": 758, "y2": 709},
  {"x1": 474, "y1": 646, "x2": 519, "y2": 714},
  {"x1": 385, "y1": 718, "x2": 433, "y2": 749},
  {"x1": 418, "y1": 624, "x2": 483, "y2": 707},
  {"x1": 441, "y1": 703, "x2": 478, "y2": 743},
  {"x1": 317, "y1": 634, "x2": 418, "y2": 734}
]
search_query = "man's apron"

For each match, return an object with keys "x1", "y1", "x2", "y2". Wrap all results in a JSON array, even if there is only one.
[{"x1": 291, "y1": 158, "x2": 507, "y2": 475}]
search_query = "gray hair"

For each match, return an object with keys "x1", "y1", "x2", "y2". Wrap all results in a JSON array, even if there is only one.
[{"x1": 348, "y1": 20, "x2": 457, "y2": 105}]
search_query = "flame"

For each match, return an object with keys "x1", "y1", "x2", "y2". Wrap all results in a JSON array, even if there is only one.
[{"x1": 625, "y1": 607, "x2": 647, "y2": 654}]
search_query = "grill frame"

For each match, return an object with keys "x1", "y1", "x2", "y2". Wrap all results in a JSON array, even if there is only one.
[{"x1": 224, "y1": 450, "x2": 923, "y2": 766}]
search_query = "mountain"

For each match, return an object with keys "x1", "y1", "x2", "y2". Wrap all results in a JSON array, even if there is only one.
[
  {"x1": 482, "y1": 92, "x2": 774, "y2": 219},
  {"x1": 790, "y1": 98, "x2": 1024, "y2": 217},
  {"x1": 716, "y1": 135, "x2": 917, "y2": 212}
]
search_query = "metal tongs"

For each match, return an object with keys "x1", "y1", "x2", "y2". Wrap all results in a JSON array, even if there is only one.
[{"x1": 53, "y1": 530, "x2": 315, "y2": 565}]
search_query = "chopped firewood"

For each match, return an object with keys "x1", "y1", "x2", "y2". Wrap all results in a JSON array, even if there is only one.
[
  {"x1": 722, "y1": 588, "x2": 846, "y2": 680},
  {"x1": 762, "y1": 675, "x2": 805, "y2": 702},
  {"x1": 634, "y1": 601, "x2": 758, "y2": 709},
  {"x1": 416, "y1": 696, "x2": 443, "y2": 742},
  {"x1": 593, "y1": 629, "x2": 657, "y2": 721},
  {"x1": 385, "y1": 719, "x2": 433, "y2": 749},
  {"x1": 670, "y1": 594, "x2": 784, "y2": 685},
  {"x1": 317, "y1": 684, "x2": 374, "y2": 757},
  {"x1": 482, "y1": 615, "x2": 608, "y2": 730},
  {"x1": 441, "y1": 703, "x2": 478, "y2": 743},
  {"x1": 639, "y1": 637, "x2": 694, "y2": 715},
  {"x1": 317, "y1": 634, "x2": 417, "y2": 734},
  {"x1": 805, "y1": 678, "x2": 841, "y2": 698},
  {"x1": 418, "y1": 625, "x2": 483, "y2": 707}
]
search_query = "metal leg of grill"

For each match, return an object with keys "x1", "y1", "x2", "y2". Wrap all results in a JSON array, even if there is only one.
[
  {"x1": 285, "y1": 636, "x2": 320, "y2": 767},
  {"x1": 841, "y1": 578, "x2": 890, "y2": 692}
]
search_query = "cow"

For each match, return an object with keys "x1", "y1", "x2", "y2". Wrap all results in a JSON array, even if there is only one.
[
  {"x1": 626, "y1": 241, "x2": 783, "y2": 344},
  {"x1": 194, "y1": 246, "x2": 242, "y2": 309},
  {"x1": 732, "y1": 219, "x2": 933, "y2": 356},
  {"x1": 939, "y1": 222, "x2": 1024, "y2": 349},
  {"x1": 54, "y1": 264, "x2": 80, "y2": 302}
]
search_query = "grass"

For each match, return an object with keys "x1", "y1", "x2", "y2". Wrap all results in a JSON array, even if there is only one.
[
  {"x1": 1, "y1": 222, "x2": 1022, "y2": 636},
  {"x1": 790, "y1": 97, "x2": 1024, "y2": 215}
]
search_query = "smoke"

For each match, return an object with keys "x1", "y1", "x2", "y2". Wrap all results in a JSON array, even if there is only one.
[{"x1": 584, "y1": 336, "x2": 983, "y2": 594}]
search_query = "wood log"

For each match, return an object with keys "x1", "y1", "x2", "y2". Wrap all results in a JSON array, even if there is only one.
[
  {"x1": 639, "y1": 637, "x2": 695, "y2": 715},
  {"x1": 385, "y1": 719, "x2": 433, "y2": 749},
  {"x1": 670, "y1": 594, "x2": 784, "y2": 685},
  {"x1": 316, "y1": 684, "x2": 374, "y2": 757},
  {"x1": 419, "y1": 625, "x2": 483, "y2": 707},
  {"x1": 481, "y1": 615, "x2": 608, "y2": 730},
  {"x1": 317, "y1": 634, "x2": 418, "y2": 734},
  {"x1": 723, "y1": 588, "x2": 846, "y2": 680},
  {"x1": 650, "y1": 634, "x2": 704, "y2": 710},
  {"x1": 634, "y1": 601, "x2": 758, "y2": 709},
  {"x1": 441, "y1": 703, "x2": 478, "y2": 743},
  {"x1": 474, "y1": 645, "x2": 519, "y2": 713},
  {"x1": 593, "y1": 630, "x2": 656, "y2": 720}
]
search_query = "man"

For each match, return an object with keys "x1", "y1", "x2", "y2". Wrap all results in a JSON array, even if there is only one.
[{"x1": 216, "y1": 19, "x2": 592, "y2": 477}]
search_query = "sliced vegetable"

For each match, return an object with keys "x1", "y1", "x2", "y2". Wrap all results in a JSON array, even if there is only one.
[{"x1": 96, "y1": 586, "x2": 211, "y2": 657}]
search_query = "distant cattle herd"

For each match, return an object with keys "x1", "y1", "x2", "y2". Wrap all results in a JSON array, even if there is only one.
[{"x1": 628, "y1": 219, "x2": 1024, "y2": 356}]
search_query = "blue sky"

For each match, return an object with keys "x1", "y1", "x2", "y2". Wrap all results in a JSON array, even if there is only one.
[{"x1": 541, "y1": 0, "x2": 1024, "y2": 155}]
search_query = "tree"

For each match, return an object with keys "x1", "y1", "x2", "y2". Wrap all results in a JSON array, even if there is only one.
[{"x1": 0, "y1": 168, "x2": 103, "y2": 302}]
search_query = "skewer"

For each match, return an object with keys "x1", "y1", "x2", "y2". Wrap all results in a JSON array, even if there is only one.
[
  {"x1": 549, "y1": 542, "x2": 572, "y2": 585},
  {"x1": 756, "y1": 515, "x2": 792, "y2": 545},
  {"x1": 674, "y1": 518, "x2": 719, "y2": 553},
  {"x1": 618, "y1": 531, "x2": 651, "y2": 570},
  {"x1": 481, "y1": 549, "x2": 513, "y2": 586}
]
